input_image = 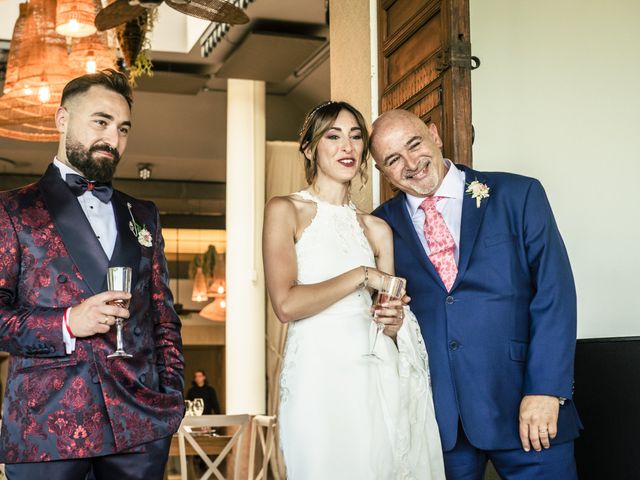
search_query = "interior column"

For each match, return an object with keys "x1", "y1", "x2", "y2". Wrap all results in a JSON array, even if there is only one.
[{"x1": 225, "y1": 78, "x2": 266, "y2": 415}]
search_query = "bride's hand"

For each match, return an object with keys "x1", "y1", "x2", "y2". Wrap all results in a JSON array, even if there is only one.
[
  {"x1": 373, "y1": 299, "x2": 405, "y2": 339},
  {"x1": 361, "y1": 267, "x2": 390, "y2": 292}
]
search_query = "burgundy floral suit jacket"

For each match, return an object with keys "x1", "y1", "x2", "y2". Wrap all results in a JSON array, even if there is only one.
[{"x1": 0, "y1": 164, "x2": 185, "y2": 463}]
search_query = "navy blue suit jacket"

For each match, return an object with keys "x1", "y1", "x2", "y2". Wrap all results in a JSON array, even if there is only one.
[{"x1": 373, "y1": 164, "x2": 582, "y2": 451}]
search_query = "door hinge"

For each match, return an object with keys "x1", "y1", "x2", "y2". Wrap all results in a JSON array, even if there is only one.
[{"x1": 436, "y1": 42, "x2": 480, "y2": 72}]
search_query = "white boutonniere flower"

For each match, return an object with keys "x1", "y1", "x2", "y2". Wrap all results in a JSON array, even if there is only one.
[
  {"x1": 466, "y1": 180, "x2": 490, "y2": 208},
  {"x1": 126, "y1": 202, "x2": 152, "y2": 247}
]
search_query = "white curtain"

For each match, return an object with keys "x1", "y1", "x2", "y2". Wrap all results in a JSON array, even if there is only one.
[{"x1": 265, "y1": 141, "x2": 308, "y2": 478}]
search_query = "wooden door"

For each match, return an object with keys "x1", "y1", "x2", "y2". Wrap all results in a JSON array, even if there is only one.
[
  {"x1": 183, "y1": 345, "x2": 226, "y2": 413},
  {"x1": 378, "y1": 0, "x2": 474, "y2": 201}
]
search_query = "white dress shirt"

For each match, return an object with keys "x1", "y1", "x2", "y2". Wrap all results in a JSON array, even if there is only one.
[
  {"x1": 54, "y1": 158, "x2": 118, "y2": 353},
  {"x1": 54, "y1": 158, "x2": 117, "y2": 258},
  {"x1": 404, "y1": 159, "x2": 465, "y2": 264}
]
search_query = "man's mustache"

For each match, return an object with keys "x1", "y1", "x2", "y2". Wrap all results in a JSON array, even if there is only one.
[
  {"x1": 403, "y1": 159, "x2": 430, "y2": 179},
  {"x1": 90, "y1": 144, "x2": 120, "y2": 162}
]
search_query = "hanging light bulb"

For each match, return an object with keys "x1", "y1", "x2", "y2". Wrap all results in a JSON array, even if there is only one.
[
  {"x1": 85, "y1": 53, "x2": 97, "y2": 73},
  {"x1": 198, "y1": 298, "x2": 226, "y2": 322},
  {"x1": 191, "y1": 267, "x2": 209, "y2": 302},
  {"x1": 69, "y1": 31, "x2": 117, "y2": 76},
  {"x1": 207, "y1": 253, "x2": 226, "y2": 298},
  {"x1": 55, "y1": 0, "x2": 97, "y2": 38},
  {"x1": 0, "y1": 0, "x2": 80, "y2": 141},
  {"x1": 38, "y1": 84, "x2": 51, "y2": 103}
]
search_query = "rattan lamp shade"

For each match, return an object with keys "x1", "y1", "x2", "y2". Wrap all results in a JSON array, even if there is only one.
[
  {"x1": 0, "y1": 0, "x2": 76, "y2": 142},
  {"x1": 56, "y1": 0, "x2": 97, "y2": 38},
  {"x1": 69, "y1": 31, "x2": 117, "y2": 74},
  {"x1": 2, "y1": 3, "x2": 28, "y2": 95}
]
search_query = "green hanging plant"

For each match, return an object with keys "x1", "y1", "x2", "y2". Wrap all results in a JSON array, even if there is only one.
[
  {"x1": 188, "y1": 253, "x2": 203, "y2": 280},
  {"x1": 127, "y1": 10, "x2": 156, "y2": 86},
  {"x1": 188, "y1": 245, "x2": 217, "y2": 281},
  {"x1": 202, "y1": 245, "x2": 218, "y2": 282}
]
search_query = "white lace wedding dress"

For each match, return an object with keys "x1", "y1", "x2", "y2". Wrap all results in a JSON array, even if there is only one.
[{"x1": 279, "y1": 191, "x2": 445, "y2": 479}]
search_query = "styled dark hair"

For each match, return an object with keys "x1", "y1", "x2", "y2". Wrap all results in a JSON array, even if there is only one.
[
  {"x1": 61, "y1": 68, "x2": 133, "y2": 109},
  {"x1": 298, "y1": 101, "x2": 369, "y2": 185},
  {"x1": 192, "y1": 370, "x2": 208, "y2": 387}
]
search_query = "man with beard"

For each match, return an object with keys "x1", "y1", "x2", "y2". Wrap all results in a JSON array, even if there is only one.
[
  {"x1": 0, "y1": 69, "x2": 184, "y2": 479},
  {"x1": 371, "y1": 109, "x2": 581, "y2": 479}
]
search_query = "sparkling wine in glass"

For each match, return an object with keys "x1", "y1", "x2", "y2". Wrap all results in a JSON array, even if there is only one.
[
  {"x1": 364, "y1": 276, "x2": 406, "y2": 360},
  {"x1": 106, "y1": 266, "x2": 133, "y2": 359}
]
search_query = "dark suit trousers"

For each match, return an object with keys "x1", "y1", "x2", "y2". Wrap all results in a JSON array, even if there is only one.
[
  {"x1": 444, "y1": 423, "x2": 578, "y2": 480},
  {"x1": 5, "y1": 436, "x2": 171, "y2": 480}
]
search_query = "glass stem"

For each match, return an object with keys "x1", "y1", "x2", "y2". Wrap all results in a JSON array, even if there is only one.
[
  {"x1": 370, "y1": 322, "x2": 384, "y2": 353},
  {"x1": 115, "y1": 318, "x2": 124, "y2": 351}
]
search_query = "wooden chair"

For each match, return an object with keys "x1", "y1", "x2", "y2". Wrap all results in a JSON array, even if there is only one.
[
  {"x1": 247, "y1": 415, "x2": 278, "y2": 480},
  {"x1": 176, "y1": 414, "x2": 250, "y2": 480}
]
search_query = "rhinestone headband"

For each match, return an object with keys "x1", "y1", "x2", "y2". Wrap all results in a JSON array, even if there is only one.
[{"x1": 299, "y1": 100, "x2": 338, "y2": 138}]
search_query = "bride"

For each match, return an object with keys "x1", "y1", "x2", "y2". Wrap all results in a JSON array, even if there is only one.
[{"x1": 263, "y1": 101, "x2": 445, "y2": 479}]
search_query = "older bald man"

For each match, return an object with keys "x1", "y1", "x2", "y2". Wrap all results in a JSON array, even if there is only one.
[{"x1": 371, "y1": 110, "x2": 581, "y2": 480}]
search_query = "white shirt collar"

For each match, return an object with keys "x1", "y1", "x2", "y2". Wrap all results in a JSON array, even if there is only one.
[
  {"x1": 53, "y1": 157, "x2": 83, "y2": 179},
  {"x1": 405, "y1": 159, "x2": 465, "y2": 216}
]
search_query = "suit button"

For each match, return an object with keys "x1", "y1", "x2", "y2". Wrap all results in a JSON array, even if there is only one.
[
  {"x1": 57, "y1": 274, "x2": 67, "y2": 284},
  {"x1": 139, "y1": 374, "x2": 147, "y2": 384},
  {"x1": 133, "y1": 327, "x2": 142, "y2": 336},
  {"x1": 445, "y1": 296, "x2": 454, "y2": 305},
  {"x1": 449, "y1": 341, "x2": 459, "y2": 351},
  {"x1": 92, "y1": 376, "x2": 100, "y2": 384}
]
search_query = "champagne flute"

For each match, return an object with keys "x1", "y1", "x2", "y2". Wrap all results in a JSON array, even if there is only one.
[
  {"x1": 193, "y1": 398, "x2": 205, "y2": 416},
  {"x1": 364, "y1": 275, "x2": 406, "y2": 360},
  {"x1": 106, "y1": 266, "x2": 133, "y2": 359}
]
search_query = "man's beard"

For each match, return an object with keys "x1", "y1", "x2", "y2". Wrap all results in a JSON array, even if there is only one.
[{"x1": 65, "y1": 136, "x2": 121, "y2": 182}]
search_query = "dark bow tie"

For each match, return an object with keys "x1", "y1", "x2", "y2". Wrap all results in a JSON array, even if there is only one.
[{"x1": 65, "y1": 173, "x2": 113, "y2": 204}]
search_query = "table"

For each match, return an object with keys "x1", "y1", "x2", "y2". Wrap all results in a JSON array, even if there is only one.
[{"x1": 169, "y1": 434, "x2": 231, "y2": 457}]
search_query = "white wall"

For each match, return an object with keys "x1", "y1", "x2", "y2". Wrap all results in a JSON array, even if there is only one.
[
  {"x1": 0, "y1": 0, "x2": 20, "y2": 41},
  {"x1": 470, "y1": 0, "x2": 640, "y2": 338}
]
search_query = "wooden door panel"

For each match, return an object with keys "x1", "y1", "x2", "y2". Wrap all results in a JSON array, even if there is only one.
[
  {"x1": 385, "y1": 13, "x2": 442, "y2": 85},
  {"x1": 381, "y1": 55, "x2": 441, "y2": 113},
  {"x1": 385, "y1": 0, "x2": 432, "y2": 36},
  {"x1": 408, "y1": 87, "x2": 442, "y2": 127},
  {"x1": 380, "y1": 0, "x2": 439, "y2": 41},
  {"x1": 378, "y1": 0, "x2": 472, "y2": 203}
]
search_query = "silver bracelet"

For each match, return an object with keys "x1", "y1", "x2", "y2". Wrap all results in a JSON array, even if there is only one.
[{"x1": 359, "y1": 266, "x2": 369, "y2": 290}]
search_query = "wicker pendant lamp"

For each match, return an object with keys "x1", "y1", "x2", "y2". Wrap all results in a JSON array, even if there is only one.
[
  {"x1": 191, "y1": 267, "x2": 209, "y2": 302},
  {"x1": 13, "y1": 0, "x2": 72, "y2": 92},
  {"x1": 0, "y1": 0, "x2": 117, "y2": 142},
  {"x1": 2, "y1": 3, "x2": 29, "y2": 96},
  {"x1": 56, "y1": 0, "x2": 98, "y2": 37},
  {"x1": 69, "y1": 31, "x2": 117, "y2": 74}
]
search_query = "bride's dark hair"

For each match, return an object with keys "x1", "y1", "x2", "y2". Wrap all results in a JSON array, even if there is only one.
[{"x1": 298, "y1": 101, "x2": 369, "y2": 186}]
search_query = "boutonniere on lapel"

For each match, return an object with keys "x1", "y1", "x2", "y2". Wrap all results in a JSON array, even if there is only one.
[
  {"x1": 126, "y1": 202, "x2": 153, "y2": 247},
  {"x1": 466, "y1": 180, "x2": 490, "y2": 208}
]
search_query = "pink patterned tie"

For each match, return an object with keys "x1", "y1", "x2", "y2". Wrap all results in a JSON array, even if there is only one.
[{"x1": 420, "y1": 196, "x2": 458, "y2": 291}]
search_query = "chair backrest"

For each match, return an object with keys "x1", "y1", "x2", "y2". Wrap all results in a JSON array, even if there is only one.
[
  {"x1": 247, "y1": 415, "x2": 278, "y2": 480},
  {"x1": 177, "y1": 414, "x2": 251, "y2": 480}
]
